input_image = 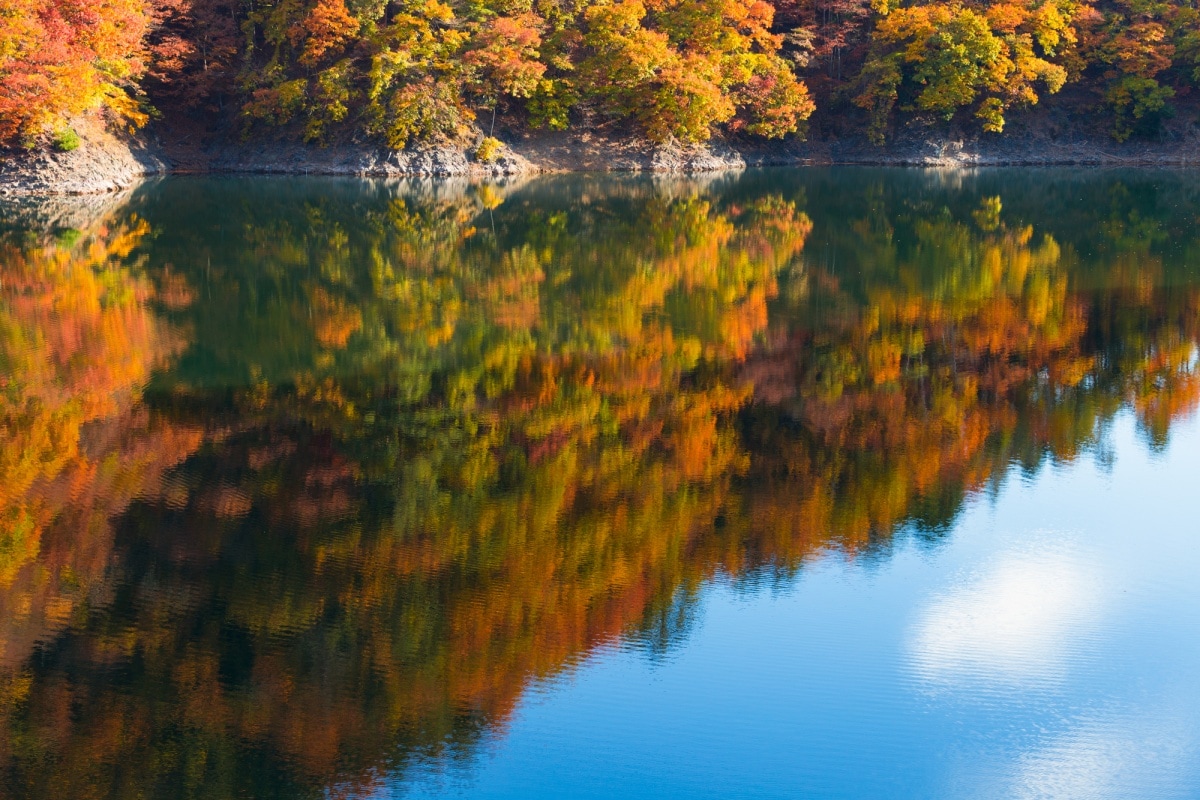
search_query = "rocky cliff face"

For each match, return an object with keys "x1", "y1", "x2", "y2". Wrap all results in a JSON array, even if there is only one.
[{"x1": 0, "y1": 126, "x2": 167, "y2": 196}]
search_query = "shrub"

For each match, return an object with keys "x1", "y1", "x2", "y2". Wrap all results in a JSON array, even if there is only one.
[
  {"x1": 476, "y1": 136, "x2": 504, "y2": 163},
  {"x1": 52, "y1": 128, "x2": 82, "y2": 152}
]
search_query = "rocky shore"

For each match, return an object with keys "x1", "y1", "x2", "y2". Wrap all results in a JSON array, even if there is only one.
[
  {"x1": 3, "y1": 116, "x2": 1200, "y2": 196},
  {"x1": 0, "y1": 125, "x2": 168, "y2": 196}
]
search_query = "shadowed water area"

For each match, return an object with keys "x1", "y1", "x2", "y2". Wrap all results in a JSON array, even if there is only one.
[{"x1": 1, "y1": 170, "x2": 1199, "y2": 799}]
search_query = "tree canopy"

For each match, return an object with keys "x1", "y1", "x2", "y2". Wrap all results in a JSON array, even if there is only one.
[{"x1": 2, "y1": 0, "x2": 1198, "y2": 147}]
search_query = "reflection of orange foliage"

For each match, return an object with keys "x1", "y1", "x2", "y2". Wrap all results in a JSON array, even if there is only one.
[
  {"x1": 0, "y1": 218, "x2": 201, "y2": 671},
  {"x1": 1126, "y1": 294, "x2": 1200, "y2": 444},
  {"x1": 309, "y1": 286, "x2": 363, "y2": 349},
  {"x1": 473, "y1": 245, "x2": 545, "y2": 330},
  {"x1": 2, "y1": 220, "x2": 169, "y2": 563},
  {"x1": 0, "y1": 410, "x2": 204, "y2": 670},
  {"x1": 0, "y1": 188, "x2": 809, "y2": 793},
  {"x1": 737, "y1": 222, "x2": 1083, "y2": 557}
]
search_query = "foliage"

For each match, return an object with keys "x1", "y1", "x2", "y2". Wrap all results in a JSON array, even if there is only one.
[
  {"x1": 1077, "y1": 0, "x2": 1198, "y2": 140},
  {"x1": 145, "y1": 0, "x2": 240, "y2": 109},
  {"x1": 475, "y1": 135, "x2": 504, "y2": 161},
  {"x1": 51, "y1": 127, "x2": 80, "y2": 151},
  {"x1": 2, "y1": 0, "x2": 1199, "y2": 145},
  {"x1": 0, "y1": 0, "x2": 150, "y2": 142},
  {"x1": 855, "y1": 0, "x2": 1074, "y2": 142},
  {"x1": 578, "y1": 0, "x2": 814, "y2": 141}
]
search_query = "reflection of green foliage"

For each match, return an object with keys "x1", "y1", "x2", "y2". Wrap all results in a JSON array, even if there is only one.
[
  {"x1": 55, "y1": 228, "x2": 81, "y2": 248},
  {"x1": 0, "y1": 510, "x2": 37, "y2": 584}
]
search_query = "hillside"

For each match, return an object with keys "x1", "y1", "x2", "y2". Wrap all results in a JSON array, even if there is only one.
[{"x1": 2, "y1": 0, "x2": 1200, "y2": 191}]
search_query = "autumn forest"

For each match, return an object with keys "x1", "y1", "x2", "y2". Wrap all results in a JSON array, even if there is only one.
[{"x1": 3, "y1": 0, "x2": 1200, "y2": 154}]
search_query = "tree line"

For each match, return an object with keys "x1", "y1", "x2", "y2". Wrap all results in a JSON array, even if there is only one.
[{"x1": 1, "y1": 0, "x2": 1197, "y2": 151}]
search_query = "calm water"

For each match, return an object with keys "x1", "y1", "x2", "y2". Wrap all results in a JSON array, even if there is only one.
[{"x1": 1, "y1": 170, "x2": 1199, "y2": 799}]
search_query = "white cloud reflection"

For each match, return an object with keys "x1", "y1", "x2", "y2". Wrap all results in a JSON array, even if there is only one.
[
  {"x1": 1011, "y1": 709, "x2": 1195, "y2": 800},
  {"x1": 909, "y1": 546, "x2": 1105, "y2": 688}
]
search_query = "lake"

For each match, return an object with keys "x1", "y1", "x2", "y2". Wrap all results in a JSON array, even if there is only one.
[{"x1": 1, "y1": 169, "x2": 1199, "y2": 799}]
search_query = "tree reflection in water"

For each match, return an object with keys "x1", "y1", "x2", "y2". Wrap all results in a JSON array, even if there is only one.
[{"x1": 1, "y1": 171, "x2": 1198, "y2": 799}]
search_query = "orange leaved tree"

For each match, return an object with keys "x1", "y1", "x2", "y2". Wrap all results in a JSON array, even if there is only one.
[{"x1": 0, "y1": 0, "x2": 150, "y2": 144}]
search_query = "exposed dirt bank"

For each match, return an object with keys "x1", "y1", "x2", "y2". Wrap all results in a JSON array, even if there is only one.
[{"x1": 4, "y1": 115, "x2": 1200, "y2": 196}]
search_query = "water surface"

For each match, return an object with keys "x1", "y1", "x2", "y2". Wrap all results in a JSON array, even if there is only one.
[{"x1": 1, "y1": 170, "x2": 1199, "y2": 799}]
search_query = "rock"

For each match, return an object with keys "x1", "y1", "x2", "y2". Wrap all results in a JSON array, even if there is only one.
[
  {"x1": 651, "y1": 140, "x2": 746, "y2": 172},
  {"x1": 386, "y1": 147, "x2": 469, "y2": 176},
  {"x1": 0, "y1": 128, "x2": 165, "y2": 196}
]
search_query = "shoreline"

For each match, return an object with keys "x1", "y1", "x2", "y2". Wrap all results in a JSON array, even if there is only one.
[{"x1": 3, "y1": 125, "x2": 1200, "y2": 196}]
